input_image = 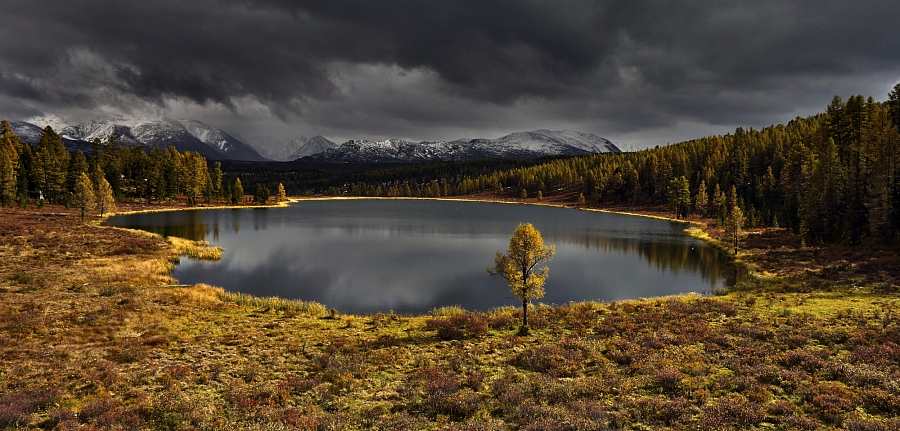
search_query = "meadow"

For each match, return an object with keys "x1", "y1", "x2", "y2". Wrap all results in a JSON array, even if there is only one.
[{"x1": 1, "y1": 200, "x2": 899, "y2": 430}]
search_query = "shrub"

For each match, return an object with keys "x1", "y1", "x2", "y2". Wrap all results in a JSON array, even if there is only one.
[
  {"x1": 652, "y1": 368, "x2": 685, "y2": 394},
  {"x1": 632, "y1": 396, "x2": 695, "y2": 427},
  {"x1": 699, "y1": 394, "x2": 764, "y2": 429},
  {"x1": 513, "y1": 343, "x2": 583, "y2": 377},
  {"x1": 0, "y1": 387, "x2": 60, "y2": 428},
  {"x1": 425, "y1": 313, "x2": 489, "y2": 340},
  {"x1": 408, "y1": 367, "x2": 482, "y2": 420}
]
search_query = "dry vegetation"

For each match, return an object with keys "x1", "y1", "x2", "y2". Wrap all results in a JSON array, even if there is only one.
[{"x1": 1, "y1": 202, "x2": 899, "y2": 430}]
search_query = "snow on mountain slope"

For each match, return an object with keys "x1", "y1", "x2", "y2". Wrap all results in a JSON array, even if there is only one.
[
  {"x1": 287, "y1": 136, "x2": 338, "y2": 159},
  {"x1": 306, "y1": 129, "x2": 619, "y2": 163},
  {"x1": 247, "y1": 135, "x2": 338, "y2": 161},
  {"x1": 9, "y1": 121, "x2": 46, "y2": 144},
  {"x1": 176, "y1": 119, "x2": 267, "y2": 161},
  {"x1": 13, "y1": 117, "x2": 268, "y2": 161}
]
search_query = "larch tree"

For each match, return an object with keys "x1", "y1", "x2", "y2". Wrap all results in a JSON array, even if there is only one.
[
  {"x1": 95, "y1": 176, "x2": 116, "y2": 217},
  {"x1": 210, "y1": 161, "x2": 223, "y2": 203},
  {"x1": 695, "y1": 180, "x2": 708, "y2": 217},
  {"x1": 276, "y1": 183, "x2": 286, "y2": 203},
  {"x1": 487, "y1": 222, "x2": 555, "y2": 333},
  {"x1": 180, "y1": 151, "x2": 209, "y2": 206},
  {"x1": 0, "y1": 143, "x2": 15, "y2": 207},
  {"x1": 726, "y1": 205, "x2": 744, "y2": 254},
  {"x1": 232, "y1": 178, "x2": 244, "y2": 204},
  {"x1": 72, "y1": 172, "x2": 96, "y2": 222}
]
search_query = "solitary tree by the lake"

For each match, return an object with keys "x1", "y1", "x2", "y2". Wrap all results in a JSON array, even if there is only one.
[
  {"x1": 488, "y1": 222, "x2": 555, "y2": 333},
  {"x1": 276, "y1": 183, "x2": 287, "y2": 203}
]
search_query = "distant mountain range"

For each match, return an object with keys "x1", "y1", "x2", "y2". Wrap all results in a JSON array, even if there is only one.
[
  {"x1": 302, "y1": 130, "x2": 620, "y2": 163},
  {"x1": 243, "y1": 135, "x2": 340, "y2": 161},
  {"x1": 11, "y1": 117, "x2": 268, "y2": 161},
  {"x1": 9, "y1": 117, "x2": 621, "y2": 163}
]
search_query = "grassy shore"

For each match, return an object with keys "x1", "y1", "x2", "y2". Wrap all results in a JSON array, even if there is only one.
[{"x1": 1, "y1": 199, "x2": 899, "y2": 430}]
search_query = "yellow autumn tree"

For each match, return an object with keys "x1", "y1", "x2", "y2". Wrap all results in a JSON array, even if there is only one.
[
  {"x1": 487, "y1": 222, "x2": 555, "y2": 332},
  {"x1": 72, "y1": 172, "x2": 95, "y2": 222},
  {"x1": 276, "y1": 183, "x2": 286, "y2": 202},
  {"x1": 95, "y1": 176, "x2": 116, "y2": 217}
]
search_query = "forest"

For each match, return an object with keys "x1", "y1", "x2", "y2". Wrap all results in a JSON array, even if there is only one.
[
  {"x1": 3, "y1": 85, "x2": 900, "y2": 246},
  {"x1": 0, "y1": 121, "x2": 240, "y2": 209},
  {"x1": 237, "y1": 86, "x2": 900, "y2": 246}
]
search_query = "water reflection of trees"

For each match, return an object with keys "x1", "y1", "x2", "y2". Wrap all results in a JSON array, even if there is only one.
[{"x1": 548, "y1": 233, "x2": 744, "y2": 286}]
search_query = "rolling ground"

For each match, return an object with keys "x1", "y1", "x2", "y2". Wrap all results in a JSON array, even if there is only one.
[{"x1": 1, "y1": 198, "x2": 899, "y2": 430}]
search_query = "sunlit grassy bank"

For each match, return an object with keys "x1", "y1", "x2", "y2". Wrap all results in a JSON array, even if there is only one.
[{"x1": 1, "y1": 203, "x2": 899, "y2": 430}]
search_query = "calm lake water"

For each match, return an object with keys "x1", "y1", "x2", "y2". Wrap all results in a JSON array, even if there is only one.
[{"x1": 105, "y1": 199, "x2": 741, "y2": 314}]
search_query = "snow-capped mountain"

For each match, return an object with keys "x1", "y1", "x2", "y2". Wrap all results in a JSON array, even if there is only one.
[
  {"x1": 12, "y1": 117, "x2": 268, "y2": 161},
  {"x1": 245, "y1": 135, "x2": 338, "y2": 161},
  {"x1": 304, "y1": 129, "x2": 620, "y2": 163}
]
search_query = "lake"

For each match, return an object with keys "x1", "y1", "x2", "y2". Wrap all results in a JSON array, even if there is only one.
[{"x1": 105, "y1": 199, "x2": 741, "y2": 315}]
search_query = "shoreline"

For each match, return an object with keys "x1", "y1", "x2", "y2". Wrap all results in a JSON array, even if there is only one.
[
  {"x1": 3, "y1": 199, "x2": 899, "y2": 429},
  {"x1": 101, "y1": 195, "x2": 745, "y2": 316}
]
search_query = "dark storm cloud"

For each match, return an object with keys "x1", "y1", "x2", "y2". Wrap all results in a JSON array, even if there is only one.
[{"x1": 1, "y1": 0, "x2": 899, "y2": 144}]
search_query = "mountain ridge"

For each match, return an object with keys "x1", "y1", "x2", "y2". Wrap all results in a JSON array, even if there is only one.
[
  {"x1": 9, "y1": 118, "x2": 620, "y2": 164},
  {"x1": 11, "y1": 117, "x2": 269, "y2": 161},
  {"x1": 304, "y1": 129, "x2": 620, "y2": 163}
]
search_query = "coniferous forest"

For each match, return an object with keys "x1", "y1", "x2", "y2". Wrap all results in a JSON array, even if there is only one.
[
  {"x1": 237, "y1": 87, "x2": 900, "y2": 246},
  {"x1": 0, "y1": 121, "x2": 225, "y2": 209},
  {"x1": 3, "y1": 89, "x2": 900, "y2": 430},
  {"x1": 3, "y1": 86, "x2": 900, "y2": 246}
]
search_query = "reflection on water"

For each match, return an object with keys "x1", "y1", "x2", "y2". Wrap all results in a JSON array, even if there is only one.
[{"x1": 105, "y1": 200, "x2": 743, "y2": 314}]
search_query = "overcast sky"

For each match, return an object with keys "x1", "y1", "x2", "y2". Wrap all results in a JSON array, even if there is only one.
[{"x1": 1, "y1": 1, "x2": 899, "y2": 148}]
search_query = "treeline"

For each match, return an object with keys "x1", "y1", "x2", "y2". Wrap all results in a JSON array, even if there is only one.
[
  {"x1": 0, "y1": 120, "x2": 231, "y2": 209},
  {"x1": 238, "y1": 85, "x2": 900, "y2": 246},
  {"x1": 225, "y1": 157, "x2": 570, "y2": 199},
  {"x1": 486, "y1": 89, "x2": 900, "y2": 245}
]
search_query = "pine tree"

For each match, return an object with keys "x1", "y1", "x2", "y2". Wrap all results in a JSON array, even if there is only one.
[
  {"x1": 711, "y1": 183, "x2": 726, "y2": 226},
  {"x1": 95, "y1": 176, "x2": 116, "y2": 217},
  {"x1": 72, "y1": 172, "x2": 96, "y2": 222},
  {"x1": 254, "y1": 183, "x2": 270, "y2": 204},
  {"x1": 889, "y1": 83, "x2": 900, "y2": 129},
  {"x1": 66, "y1": 150, "x2": 89, "y2": 193},
  {"x1": 36, "y1": 126, "x2": 70, "y2": 203},
  {"x1": 667, "y1": 176, "x2": 690, "y2": 219}
]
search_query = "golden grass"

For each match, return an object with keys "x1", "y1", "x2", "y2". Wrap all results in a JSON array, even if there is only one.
[
  {"x1": 218, "y1": 290, "x2": 328, "y2": 316},
  {"x1": 429, "y1": 305, "x2": 468, "y2": 316},
  {"x1": 169, "y1": 236, "x2": 223, "y2": 261}
]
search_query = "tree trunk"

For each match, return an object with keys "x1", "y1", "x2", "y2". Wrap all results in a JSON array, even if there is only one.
[{"x1": 522, "y1": 298, "x2": 528, "y2": 328}]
